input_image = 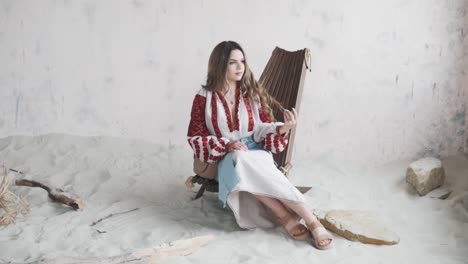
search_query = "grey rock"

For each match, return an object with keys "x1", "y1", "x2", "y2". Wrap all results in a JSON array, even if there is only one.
[{"x1": 406, "y1": 157, "x2": 445, "y2": 196}]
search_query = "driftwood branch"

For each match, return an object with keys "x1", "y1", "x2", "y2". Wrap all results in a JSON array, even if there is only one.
[
  {"x1": 90, "y1": 208, "x2": 139, "y2": 227},
  {"x1": 15, "y1": 179, "x2": 82, "y2": 210}
]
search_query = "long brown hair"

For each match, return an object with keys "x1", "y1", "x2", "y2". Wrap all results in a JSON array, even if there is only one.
[{"x1": 202, "y1": 41, "x2": 283, "y2": 121}]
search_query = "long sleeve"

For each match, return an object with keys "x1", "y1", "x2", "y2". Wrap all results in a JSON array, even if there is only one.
[
  {"x1": 187, "y1": 94, "x2": 230, "y2": 163},
  {"x1": 254, "y1": 107, "x2": 289, "y2": 154}
]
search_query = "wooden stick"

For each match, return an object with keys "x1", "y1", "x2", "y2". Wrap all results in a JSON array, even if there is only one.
[
  {"x1": 90, "y1": 208, "x2": 139, "y2": 227},
  {"x1": 15, "y1": 179, "x2": 82, "y2": 210},
  {"x1": 8, "y1": 168, "x2": 25, "y2": 175}
]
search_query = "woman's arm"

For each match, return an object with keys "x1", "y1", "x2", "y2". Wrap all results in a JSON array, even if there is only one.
[
  {"x1": 187, "y1": 94, "x2": 230, "y2": 163},
  {"x1": 253, "y1": 107, "x2": 289, "y2": 154}
]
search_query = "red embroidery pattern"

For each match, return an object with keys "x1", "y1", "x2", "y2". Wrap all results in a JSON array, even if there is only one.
[
  {"x1": 209, "y1": 138, "x2": 229, "y2": 161},
  {"x1": 258, "y1": 107, "x2": 272, "y2": 123},
  {"x1": 279, "y1": 135, "x2": 288, "y2": 151},
  {"x1": 262, "y1": 134, "x2": 272, "y2": 151},
  {"x1": 202, "y1": 137, "x2": 208, "y2": 162},
  {"x1": 193, "y1": 139, "x2": 201, "y2": 160},
  {"x1": 208, "y1": 137, "x2": 216, "y2": 150},
  {"x1": 187, "y1": 95, "x2": 210, "y2": 137},
  {"x1": 243, "y1": 96, "x2": 254, "y2": 132},
  {"x1": 262, "y1": 133, "x2": 289, "y2": 154},
  {"x1": 190, "y1": 135, "x2": 229, "y2": 162},
  {"x1": 216, "y1": 91, "x2": 234, "y2": 132},
  {"x1": 213, "y1": 145, "x2": 224, "y2": 153},
  {"x1": 211, "y1": 93, "x2": 222, "y2": 138},
  {"x1": 219, "y1": 138, "x2": 227, "y2": 147},
  {"x1": 233, "y1": 88, "x2": 241, "y2": 131},
  {"x1": 273, "y1": 135, "x2": 279, "y2": 153},
  {"x1": 209, "y1": 154, "x2": 225, "y2": 161},
  {"x1": 187, "y1": 93, "x2": 229, "y2": 162}
]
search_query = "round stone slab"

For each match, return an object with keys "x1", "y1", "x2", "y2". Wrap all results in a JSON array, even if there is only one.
[{"x1": 321, "y1": 210, "x2": 400, "y2": 245}]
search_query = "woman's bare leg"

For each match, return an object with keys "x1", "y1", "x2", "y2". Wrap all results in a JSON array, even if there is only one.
[
  {"x1": 254, "y1": 195, "x2": 331, "y2": 246},
  {"x1": 280, "y1": 200, "x2": 332, "y2": 247},
  {"x1": 254, "y1": 195, "x2": 306, "y2": 236},
  {"x1": 278, "y1": 200, "x2": 318, "y2": 226}
]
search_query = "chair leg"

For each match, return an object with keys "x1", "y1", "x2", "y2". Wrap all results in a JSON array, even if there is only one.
[
  {"x1": 295, "y1": 186, "x2": 312, "y2": 194},
  {"x1": 192, "y1": 179, "x2": 208, "y2": 200}
]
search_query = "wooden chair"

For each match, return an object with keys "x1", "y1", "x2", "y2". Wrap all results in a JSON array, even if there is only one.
[{"x1": 187, "y1": 47, "x2": 311, "y2": 200}]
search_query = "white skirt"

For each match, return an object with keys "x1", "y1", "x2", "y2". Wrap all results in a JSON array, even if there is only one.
[{"x1": 227, "y1": 150, "x2": 306, "y2": 229}]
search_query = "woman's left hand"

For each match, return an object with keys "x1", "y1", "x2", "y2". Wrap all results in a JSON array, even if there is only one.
[
  {"x1": 226, "y1": 141, "x2": 248, "y2": 152},
  {"x1": 278, "y1": 108, "x2": 298, "y2": 135}
]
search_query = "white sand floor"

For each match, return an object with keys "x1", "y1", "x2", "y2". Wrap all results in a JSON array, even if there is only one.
[{"x1": 0, "y1": 134, "x2": 467, "y2": 263}]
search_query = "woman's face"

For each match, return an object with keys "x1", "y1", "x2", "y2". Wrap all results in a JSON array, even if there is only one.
[{"x1": 226, "y1": 49, "x2": 245, "y2": 83}]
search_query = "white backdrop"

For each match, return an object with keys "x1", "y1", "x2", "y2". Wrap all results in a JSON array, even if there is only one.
[{"x1": 0, "y1": 0, "x2": 467, "y2": 166}]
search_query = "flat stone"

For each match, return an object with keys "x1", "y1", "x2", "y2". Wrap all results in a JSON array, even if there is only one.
[
  {"x1": 406, "y1": 157, "x2": 445, "y2": 196},
  {"x1": 320, "y1": 210, "x2": 400, "y2": 245}
]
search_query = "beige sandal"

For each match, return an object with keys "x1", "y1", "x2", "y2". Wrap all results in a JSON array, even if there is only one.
[
  {"x1": 283, "y1": 217, "x2": 309, "y2": 241},
  {"x1": 309, "y1": 224, "x2": 333, "y2": 250}
]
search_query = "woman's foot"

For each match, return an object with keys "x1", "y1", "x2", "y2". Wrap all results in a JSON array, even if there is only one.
[
  {"x1": 307, "y1": 220, "x2": 333, "y2": 250},
  {"x1": 278, "y1": 213, "x2": 309, "y2": 241}
]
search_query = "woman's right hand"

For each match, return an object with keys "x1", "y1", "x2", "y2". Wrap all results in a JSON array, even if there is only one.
[
  {"x1": 278, "y1": 108, "x2": 298, "y2": 135},
  {"x1": 226, "y1": 141, "x2": 248, "y2": 152}
]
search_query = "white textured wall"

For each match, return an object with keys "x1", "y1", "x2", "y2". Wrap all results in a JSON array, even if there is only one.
[{"x1": 0, "y1": 0, "x2": 467, "y2": 166}]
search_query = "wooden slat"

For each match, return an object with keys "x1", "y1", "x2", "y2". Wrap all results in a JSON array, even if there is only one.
[
  {"x1": 276, "y1": 51, "x2": 301, "y2": 167},
  {"x1": 259, "y1": 47, "x2": 310, "y2": 173},
  {"x1": 283, "y1": 50, "x2": 309, "y2": 170}
]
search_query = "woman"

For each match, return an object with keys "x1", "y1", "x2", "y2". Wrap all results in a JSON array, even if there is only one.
[{"x1": 187, "y1": 41, "x2": 333, "y2": 250}]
